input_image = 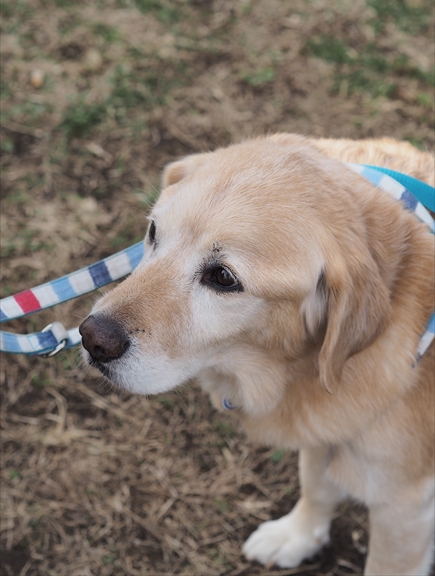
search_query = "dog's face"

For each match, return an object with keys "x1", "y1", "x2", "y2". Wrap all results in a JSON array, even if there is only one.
[{"x1": 80, "y1": 135, "x2": 390, "y2": 411}]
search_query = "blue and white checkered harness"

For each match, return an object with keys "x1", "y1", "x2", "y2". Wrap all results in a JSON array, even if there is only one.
[
  {"x1": 0, "y1": 164, "x2": 434, "y2": 362},
  {"x1": 347, "y1": 164, "x2": 434, "y2": 363}
]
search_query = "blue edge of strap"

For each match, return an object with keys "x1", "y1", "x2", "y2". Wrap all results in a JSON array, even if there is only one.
[{"x1": 362, "y1": 165, "x2": 435, "y2": 213}]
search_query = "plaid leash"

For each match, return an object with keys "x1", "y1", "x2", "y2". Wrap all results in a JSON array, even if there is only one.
[
  {"x1": 1, "y1": 165, "x2": 434, "y2": 358},
  {"x1": 0, "y1": 242, "x2": 144, "y2": 356}
]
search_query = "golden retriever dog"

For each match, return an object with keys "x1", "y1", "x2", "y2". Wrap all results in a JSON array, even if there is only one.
[{"x1": 80, "y1": 134, "x2": 434, "y2": 575}]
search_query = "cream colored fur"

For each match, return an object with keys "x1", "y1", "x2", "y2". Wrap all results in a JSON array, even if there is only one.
[{"x1": 84, "y1": 134, "x2": 435, "y2": 575}]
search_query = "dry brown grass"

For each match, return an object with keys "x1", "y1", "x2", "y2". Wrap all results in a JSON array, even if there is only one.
[{"x1": 1, "y1": 0, "x2": 433, "y2": 574}]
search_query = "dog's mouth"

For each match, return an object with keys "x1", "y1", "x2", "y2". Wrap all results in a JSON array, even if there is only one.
[{"x1": 87, "y1": 355, "x2": 114, "y2": 380}]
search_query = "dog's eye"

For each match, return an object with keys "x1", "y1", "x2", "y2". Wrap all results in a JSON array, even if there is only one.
[
  {"x1": 201, "y1": 266, "x2": 242, "y2": 292},
  {"x1": 148, "y1": 220, "x2": 156, "y2": 244}
]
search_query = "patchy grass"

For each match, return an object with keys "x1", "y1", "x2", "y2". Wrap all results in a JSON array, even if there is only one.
[
  {"x1": 240, "y1": 67, "x2": 276, "y2": 87},
  {"x1": 305, "y1": 33, "x2": 434, "y2": 98},
  {"x1": 133, "y1": 0, "x2": 185, "y2": 24},
  {"x1": 60, "y1": 99, "x2": 107, "y2": 139},
  {"x1": 91, "y1": 22, "x2": 122, "y2": 43},
  {"x1": 367, "y1": 0, "x2": 433, "y2": 33}
]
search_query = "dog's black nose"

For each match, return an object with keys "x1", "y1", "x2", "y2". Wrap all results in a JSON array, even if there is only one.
[{"x1": 79, "y1": 314, "x2": 130, "y2": 363}]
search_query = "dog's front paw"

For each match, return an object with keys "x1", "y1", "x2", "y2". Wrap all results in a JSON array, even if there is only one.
[{"x1": 242, "y1": 503, "x2": 329, "y2": 568}]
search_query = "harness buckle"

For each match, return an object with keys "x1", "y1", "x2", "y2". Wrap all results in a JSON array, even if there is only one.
[{"x1": 40, "y1": 322, "x2": 68, "y2": 357}]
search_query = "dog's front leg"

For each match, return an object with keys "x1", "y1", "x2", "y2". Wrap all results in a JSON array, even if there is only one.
[
  {"x1": 365, "y1": 483, "x2": 434, "y2": 576},
  {"x1": 243, "y1": 445, "x2": 345, "y2": 568}
]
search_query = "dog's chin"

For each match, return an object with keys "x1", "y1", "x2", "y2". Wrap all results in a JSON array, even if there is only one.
[
  {"x1": 83, "y1": 346, "x2": 209, "y2": 396},
  {"x1": 82, "y1": 350, "x2": 178, "y2": 395}
]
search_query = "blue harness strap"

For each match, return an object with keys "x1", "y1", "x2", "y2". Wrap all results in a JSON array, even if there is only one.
[
  {"x1": 347, "y1": 163, "x2": 434, "y2": 362},
  {"x1": 362, "y1": 164, "x2": 435, "y2": 213},
  {"x1": 348, "y1": 164, "x2": 434, "y2": 232}
]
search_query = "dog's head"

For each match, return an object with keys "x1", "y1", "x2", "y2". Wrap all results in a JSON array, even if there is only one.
[{"x1": 80, "y1": 135, "x2": 390, "y2": 409}]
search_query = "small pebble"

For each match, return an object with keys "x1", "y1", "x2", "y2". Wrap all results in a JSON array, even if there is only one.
[
  {"x1": 30, "y1": 69, "x2": 44, "y2": 89},
  {"x1": 83, "y1": 49, "x2": 103, "y2": 72}
]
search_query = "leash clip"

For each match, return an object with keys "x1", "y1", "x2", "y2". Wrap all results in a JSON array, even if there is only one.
[{"x1": 40, "y1": 322, "x2": 68, "y2": 357}]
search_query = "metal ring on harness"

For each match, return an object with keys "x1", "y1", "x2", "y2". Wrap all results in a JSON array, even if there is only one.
[{"x1": 40, "y1": 323, "x2": 68, "y2": 357}]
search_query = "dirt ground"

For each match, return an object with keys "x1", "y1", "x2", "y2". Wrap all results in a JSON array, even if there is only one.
[{"x1": 1, "y1": 0, "x2": 434, "y2": 575}]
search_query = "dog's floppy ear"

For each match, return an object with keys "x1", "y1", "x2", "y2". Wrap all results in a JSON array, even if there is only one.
[
  {"x1": 307, "y1": 253, "x2": 390, "y2": 394},
  {"x1": 162, "y1": 153, "x2": 208, "y2": 188}
]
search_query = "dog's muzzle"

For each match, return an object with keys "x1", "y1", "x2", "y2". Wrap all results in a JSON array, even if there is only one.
[{"x1": 79, "y1": 314, "x2": 130, "y2": 364}]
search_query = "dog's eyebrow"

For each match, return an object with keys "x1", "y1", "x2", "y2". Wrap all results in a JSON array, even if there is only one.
[
  {"x1": 201, "y1": 255, "x2": 223, "y2": 270},
  {"x1": 196, "y1": 252, "x2": 229, "y2": 279}
]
